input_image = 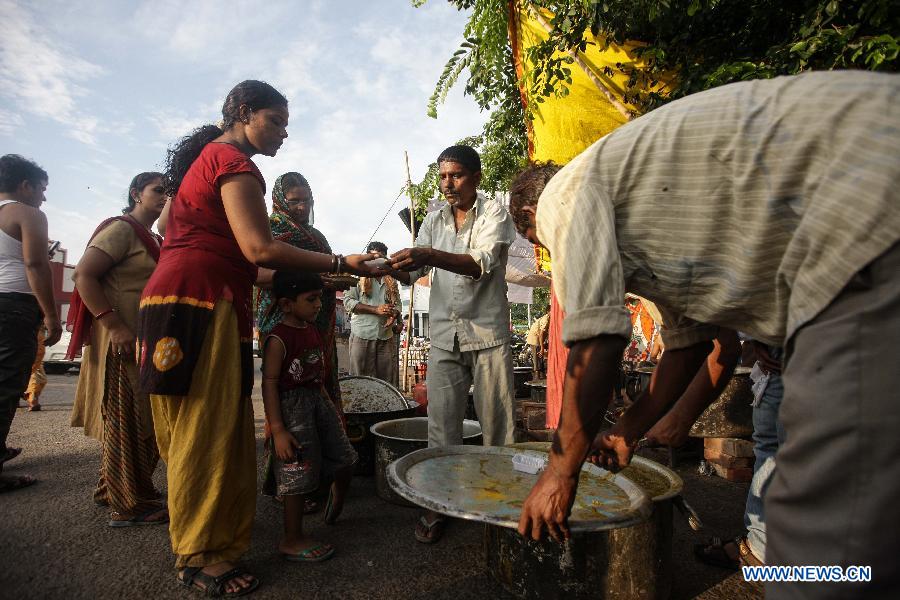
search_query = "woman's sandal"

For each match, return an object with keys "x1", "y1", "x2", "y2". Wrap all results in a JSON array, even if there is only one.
[
  {"x1": 323, "y1": 489, "x2": 344, "y2": 525},
  {"x1": 108, "y1": 506, "x2": 169, "y2": 528},
  {"x1": 282, "y1": 543, "x2": 335, "y2": 563},
  {"x1": 0, "y1": 447, "x2": 22, "y2": 465},
  {"x1": 178, "y1": 567, "x2": 260, "y2": 598},
  {"x1": 0, "y1": 474, "x2": 37, "y2": 494}
]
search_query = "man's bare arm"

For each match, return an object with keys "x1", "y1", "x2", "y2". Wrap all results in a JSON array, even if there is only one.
[{"x1": 19, "y1": 206, "x2": 61, "y2": 345}]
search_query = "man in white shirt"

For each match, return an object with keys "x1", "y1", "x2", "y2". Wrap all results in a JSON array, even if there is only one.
[
  {"x1": 510, "y1": 72, "x2": 900, "y2": 599},
  {"x1": 389, "y1": 145, "x2": 517, "y2": 543},
  {"x1": 0, "y1": 154, "x2": 61, "y2": 494}
]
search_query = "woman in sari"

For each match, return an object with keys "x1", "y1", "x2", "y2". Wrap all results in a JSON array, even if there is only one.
[
  {"x1": 256, "y1": 173, "x2": 343, "y2": 410},
  {"x1": 137, "y1": 80, "x2": 378, "y2": 597},
  {"x1": 69, "y1": 172, "x2": 168, "y2": 526}
]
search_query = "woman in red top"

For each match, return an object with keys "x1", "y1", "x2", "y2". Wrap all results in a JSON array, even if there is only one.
[{"x1": 138, "y1": 80, "x2": 379, "y2": 597}]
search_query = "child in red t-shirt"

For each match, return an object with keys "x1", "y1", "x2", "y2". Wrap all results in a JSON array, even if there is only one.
[{"x1": 261, "y1": 271, "x2": 357, "y2": 563}]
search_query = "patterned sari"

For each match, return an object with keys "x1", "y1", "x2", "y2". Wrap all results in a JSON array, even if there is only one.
[{"x1": 255, "y1": 173, "x2": 342, "y2": 406}]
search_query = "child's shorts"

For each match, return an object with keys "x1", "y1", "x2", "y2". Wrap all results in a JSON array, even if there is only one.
[{"x1": 263, "y1": 385, "x2": 357, "y2": 497}]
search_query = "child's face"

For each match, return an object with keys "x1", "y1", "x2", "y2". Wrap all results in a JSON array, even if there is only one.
[{"x1": 284, "y1": 289, "x2": 322, "y2": 323}]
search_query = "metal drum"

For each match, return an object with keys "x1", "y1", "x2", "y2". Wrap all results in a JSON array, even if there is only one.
[
  {"x1": 513, "y1": 366, "x2": 533, "y2": 398},
  {"x1": 340, "y1": 376, "x2": 415, "y2": 475},
  {"x1": 486, "y1": 442, "x2": 684, "y2": 600},
  {"x1": 371, "y1": 417, "x2": 482, "y2": 506},
  {"x1": 689, "y1": 367, "x2": 753, "y2": 438},
  {"x1": 624, "y1": 365, "x2": 655, "y2": 400},
  {"x1": 525, "y1": 379, "x2": 547, "y2": 403}
]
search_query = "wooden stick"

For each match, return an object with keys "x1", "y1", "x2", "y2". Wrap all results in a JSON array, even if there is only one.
[{"x1": 401, "y1": 150, "x2": 417, "y2": 393}]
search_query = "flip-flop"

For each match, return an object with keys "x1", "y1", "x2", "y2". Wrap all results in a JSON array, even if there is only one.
[
  {"x1": 414, "y1": 514, "x2": 447, "y2": 544},
  {"x1": 108, "y1": 506, "x2": 169, "y2": 527},
  {"x1": 27, "y1": 404, "x2": 42, "y2": 412},
  {"x1": 0, "y1": 447, "x2": 22, "y2": 464},
  {"x1": 179, "y1": 566, "x2": 260, "y2": 597},
  {"x1": 0, "y1": 474, "x2": 37, "y2": 494},
  {"x1": 283, "y1": 543, "x2": 335, "y2": 563}
]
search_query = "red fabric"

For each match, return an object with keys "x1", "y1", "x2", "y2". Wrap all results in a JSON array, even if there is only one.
[
  {"x1": 545, "y1": 285, "x2": 569, "y2": 429},
  {"x1": 138, "y1": 142, "x2": 263, "y2": 396},
  {"x1": 141, "y1": 142, "x2": 262, "y2": 338},
  {"x1": 65, "y1": 216, "x2": 162, "y2": 360},
  {"x1": 266, "y1": 323, "x2": 324, "y2": 392}
]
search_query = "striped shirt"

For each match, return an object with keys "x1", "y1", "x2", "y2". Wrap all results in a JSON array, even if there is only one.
[{"x1": 536, "y1": 71, "x2": 900, "y2": 349}]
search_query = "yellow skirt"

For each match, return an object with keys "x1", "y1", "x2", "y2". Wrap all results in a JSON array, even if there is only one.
[{"x1": 151, "y1": 300, "x2": 256, "y2": 568}]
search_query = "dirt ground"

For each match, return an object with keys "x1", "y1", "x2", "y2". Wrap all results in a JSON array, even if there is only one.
[{"x1": 1, "y1": 362, "x2": 762, "y2": 599}]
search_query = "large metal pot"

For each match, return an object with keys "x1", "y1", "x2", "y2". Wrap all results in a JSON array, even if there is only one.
[
  {"x1": 689, "y1": 367, "x2": 753, "y2": 438},
  {"x1": 485, "y1": 443, "x2": 688, "y2": 600},
  {"x1": 371, "y1": 417, "x2": 482, "y2": 506},
  {"x1": 340, "y1": 376, "x2": 416, "y2": 475}
]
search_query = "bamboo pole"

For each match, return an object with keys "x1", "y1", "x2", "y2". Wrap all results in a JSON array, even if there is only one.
[{"x1": 401, "y1": 151, "x2": 417, "y2": 393}]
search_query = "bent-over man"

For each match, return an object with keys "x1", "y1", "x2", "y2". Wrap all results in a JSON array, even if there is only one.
[{"x1": 510, "y1": 71, "x2": 900, "y2": 599}]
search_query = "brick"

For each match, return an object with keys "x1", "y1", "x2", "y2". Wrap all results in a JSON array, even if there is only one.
[
  {"x1": 704, "y1": 437, "x2": 754, "y2": 457},
  {"x1": 710, "y1": 462, "x2": 753, "y2": 482},
  {"x1": 704, "y1": 447, "x2": 755, "y2": 469}
]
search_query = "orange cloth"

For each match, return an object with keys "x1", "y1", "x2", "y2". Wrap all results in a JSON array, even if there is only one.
[
  {"x1": 545, "y1": 285, "x2": 569, "y2": 429},
  {"x1": 24, "y1": 328, "x2": 47, "y2": 404}
]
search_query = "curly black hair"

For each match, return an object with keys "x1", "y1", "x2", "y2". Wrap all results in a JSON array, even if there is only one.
[
  {"x1": 508, "y1": 161, "x2": 561, "y2": 236},
  {"x1": 164, "y1": 80, "x2": 287, "y2": 195}
]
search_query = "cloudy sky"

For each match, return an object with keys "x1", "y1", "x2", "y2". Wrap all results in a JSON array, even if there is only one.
[{"x1": 0, "y1": 0, "x2": 489, "y2": 263}]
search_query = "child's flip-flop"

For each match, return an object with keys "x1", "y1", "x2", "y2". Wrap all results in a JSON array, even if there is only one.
[{"x1": 283, "y1": 543, "x2": 335, "y2": 563}]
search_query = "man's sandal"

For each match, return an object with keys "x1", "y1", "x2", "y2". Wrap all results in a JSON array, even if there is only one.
[
  {"x1": 178, "y1": 567, "x2": 259, "y2": 598},
  {"x1": 414, "y1": 514, "x2": 447, "y2": 544},
  {"x1": 694, "y1": 536, "x2": 741, "y2": 570}
]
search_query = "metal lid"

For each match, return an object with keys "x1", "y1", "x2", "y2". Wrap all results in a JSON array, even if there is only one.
[
  {"x1": 339, "y1": 376, "x2": 410, "y2": 414},
  {"x1": 507, "y1": 442, "x2": 682, "y2": 502},
  {"x1": 371, "y1": 417, "x2": 481, "y2": 442},
  {"x1": 387, "y1": 445, "x2": 651, "y2": 532}
]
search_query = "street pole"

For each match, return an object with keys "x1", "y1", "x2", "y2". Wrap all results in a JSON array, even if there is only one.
[{"x1": 402, "y1": 151, "x2": 417, "y2": 394}]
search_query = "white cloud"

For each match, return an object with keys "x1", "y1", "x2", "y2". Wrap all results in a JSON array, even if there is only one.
[
  {"x1": 0, "y1": 0, "x2": 106, "y2": 144},
  {"x1": 0, "y1": 110, "x2": 25, "y2": 135}
]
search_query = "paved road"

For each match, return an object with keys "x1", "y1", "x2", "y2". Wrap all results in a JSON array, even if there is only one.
[{"x1": 2, "y1": 368, "x2": 761, "y2": 599}]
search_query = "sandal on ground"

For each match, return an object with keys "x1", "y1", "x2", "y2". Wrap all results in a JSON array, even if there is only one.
[
  {"x1": 414, "y1": 514, "x2": 447, "y2": 544},
  {"x1": 27, "y1": 404, "x2": 41, "y2": 411},
  {"x1": 283, "y1": 543, "x2": 335, "y2": 563},
  {"x1": 178, "y1": 567, "x2": 259, "y2": 598},
  {"x1": 694, "y1": 536, "x2": 742, "y2": 570},
  {"x1": 0, "y1": 474, "x2": 37, "y2": 494},
  {"x1": 736, "y1": 536, "x2": 763, "y2": 567},
  {"x1": 323, "y1": 488, "x2": 344, "y2": 525},
  {"x1": 108, "y1": 506, "x2": 169, "y2": 528},
  {"x1": 0, "y1": 447, "x2": 22, "y2": 464}
]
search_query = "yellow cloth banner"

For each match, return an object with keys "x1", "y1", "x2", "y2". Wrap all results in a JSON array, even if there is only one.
[{"x1": 512, "y1": 1, "x2": 672, "y2": 165}]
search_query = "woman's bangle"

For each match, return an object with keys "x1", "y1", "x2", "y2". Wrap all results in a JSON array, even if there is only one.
[
  {"x1": 338, "y1": 254, "x2": 347, "y2": 274},
  {"x1": 331, "y1": 254, "x2": 339, "y2": 274},
  {"x1": 94, "y1": 308, "x2": 116, "y2": 320}
]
